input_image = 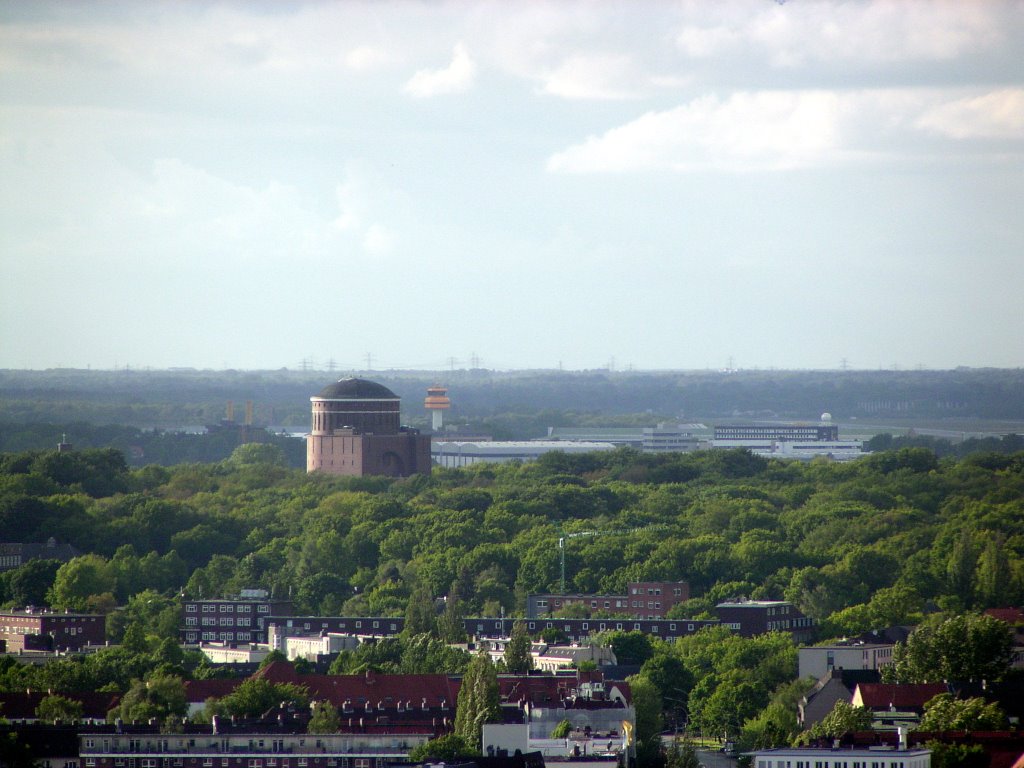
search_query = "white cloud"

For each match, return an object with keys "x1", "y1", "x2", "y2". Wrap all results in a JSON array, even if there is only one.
[
  {"x1": 547, "y1": 86, "x2": 1024, "y2": 173},
  {"x1": 674, "y1": 0, "x2": 1006, "y2": 66},
  {"x1": 917, "y1": 89, "x2": 1024, "y2": 140},
  {"x1": 541, "y1": 54, "x2": 641, "y2": 100},
  {"x1": 332, "y1": 180, "x2": 361, "y2": 231},
  {"x1": 548, "y1": 91, "x2": 844, "y2": 173},
  {"x1": 345, "y1": 45, "x2": 394, "y2": 72},
  {"x1": 404, "y1": 42, "x2": 476, "y2": 98},
  {"x1": 362, "y1": 223, "x2": 397, "y2": 255}
]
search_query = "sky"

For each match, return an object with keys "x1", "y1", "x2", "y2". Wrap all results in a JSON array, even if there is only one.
[{"x1": 2, "y1": 0, "x2": 1023, "y2": 373}]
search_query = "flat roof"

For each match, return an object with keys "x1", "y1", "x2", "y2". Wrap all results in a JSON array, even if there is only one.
[{"x1": 751, "y1": 748, "x2": 931, "y2": 757}]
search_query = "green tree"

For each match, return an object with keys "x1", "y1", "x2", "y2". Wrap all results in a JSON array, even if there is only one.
[
  {"x1": 404, "y1": 584, "x2": 437, "y2": 637},
  {"x1": 600, "y1": 630, "x2": 654, "y2": 665},
  {"x1": 926, "y1": 741, "x2": 988, "y2": 768},
  {"x1": 454, "y1": 651, "x2": 500, "y2": 752},
  {"x1": 886, "y1": 614, "x2": 1013, "y2": 683},
  {"x1": 409, "y1": 734, "x2": 475, "y2": 762},
  {"x1": 638, "y1": 653, "x2": 694, "y2": 728},
  {"x1": 504, "y1": 621, "x2": 534, "y2": 674},
  {"x1": 400, "y1": 633, "x2": 470, "y2": 675},
  {"x1": 551, "y1": 718, "x2": 572, "y2": 738},
  {"x1": 975, "y1": 534, "x2": 1013, "y2": 608},
  {"x1": 35, "y1": 694, "x2": 84, "y2": 723},
  {"x1": 918, "y1": 693, "x2": 1007, "y2": 732},
  {"x1": 437, "y1": 588, "x2": 467, "y2": 643},
  {"x1": 800, "y1": 701, "x2": 873, "y2": 743},
  {"x1": 206, "y1": 678, "x2": 310, "y2": 719},
  {"x1": 627, "y1": 674, "x2": 663, "y2": 767},
  {"x1": 47, "y1": 554, "x2": 116, "y2": 610},
  {"x1": 665, "y1": 736, "x2": 702, "y2": 768},
  {"x1": 229, "y1": 443, "x2": 288, "y2": 468},
  {"x1": 3, "y1": 559, "x2": 61, "y2": 607},
  {"x1": 308, "y1": 700, "x2": 341, "y2": 733},
  {"x1": 108, "y1": 672, "x2": 187, "y2": 724}
]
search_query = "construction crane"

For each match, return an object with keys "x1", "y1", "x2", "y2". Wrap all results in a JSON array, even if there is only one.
[{"x1": 558, "y1": 524, "x2": 670, "y2": 593}]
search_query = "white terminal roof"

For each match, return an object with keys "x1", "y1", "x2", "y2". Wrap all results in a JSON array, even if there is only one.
[{"x1": 433, "y1": 441, "x2": 616, "y2": 455}]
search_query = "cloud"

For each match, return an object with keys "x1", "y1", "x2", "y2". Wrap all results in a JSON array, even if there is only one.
[
  {"x1": 917, "y1": 89, "x2": 1024, "y2": 140},
  {"x1": 362, "y1": 223, "x2": 397, "y2": 255},
  {"x1": 674, "y1": 0, "x2": 1006, "y2": 66},
  {"x1": 345, "y1": 45, "x2": 394, "y2": 72},
  {"x1": 541, "y1": 53, "x2": 641, "y2": 100},
  {"x1": 547, "y1": 87, "x2": 1024, "y2": 173},
  {"x1": 547, "y1": 91, "x2": 844, "y2": 173},
  {"x1": 404, "y1": 42, "x2": 476, "y2": 97}
]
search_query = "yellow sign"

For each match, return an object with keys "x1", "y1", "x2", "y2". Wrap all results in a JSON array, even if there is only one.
[{"x1": 621, "y1": 720, "x2": 634, "y2": 745}]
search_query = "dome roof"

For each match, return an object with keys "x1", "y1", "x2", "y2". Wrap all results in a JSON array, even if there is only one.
[{"x1": 314, "y1": 377, "x2": 399, "y2": 400}]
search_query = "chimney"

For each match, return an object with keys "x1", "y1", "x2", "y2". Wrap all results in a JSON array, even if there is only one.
[{"x1": 898, "y1": 727, "x2": 907, "y2": 751}]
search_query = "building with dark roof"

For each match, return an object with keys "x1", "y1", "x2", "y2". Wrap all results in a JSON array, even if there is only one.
[
  {"x1": 307, "y1": 377, "x2": 431, "y2": 477},
  {"x1": 180, "y1": 591, "x2": 293, "y2": 645},
  {"x1": 0, "y1": 538, "x2": 80, "y2": 571}
]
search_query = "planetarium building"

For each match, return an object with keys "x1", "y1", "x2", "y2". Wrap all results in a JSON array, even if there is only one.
[{"x1": 306, "y1": 377, "x2": 431, "y2": 477}]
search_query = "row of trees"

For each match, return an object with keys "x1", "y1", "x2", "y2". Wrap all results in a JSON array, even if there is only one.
[
  {"x1": 2, "y1": 442, "x2": 1024, "y2": 765},
  {"x1": 5, "y1": 367, "x2": 1024, "y2": 426}
]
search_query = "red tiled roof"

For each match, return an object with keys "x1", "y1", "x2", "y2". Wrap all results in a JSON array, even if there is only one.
[
  {"x1": 301, "y1": 671, "x2": 460, "y2": 710},
  {"x1": 185, "y1": 665, "x2": 460, "y2": 711},
  {"x1": 854, "y1": 683, "x2": 948, "y2": 709},
  {"x1": 986, "y1": 608, "x2": 1024, "y2": 626},
  {"x1": 498, "y1": 674, "x2": 631, "y2": 707},
  {"x1": 184, "y1": 677, "x2": 243, "y2": 703}
]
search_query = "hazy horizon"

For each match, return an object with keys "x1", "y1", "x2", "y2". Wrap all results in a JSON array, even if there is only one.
[{"x1": 3, "y1": 1, "x2": 1022, "y2": 372}]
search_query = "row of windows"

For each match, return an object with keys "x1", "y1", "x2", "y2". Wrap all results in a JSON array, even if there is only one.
[
  {"x1": 188, "y1": 604, "x2": 271, "y2": 614},
  {"x1": 198, "y1": 631, "x2": 253, "y2": 641},
  {"x1": 85, "y1": 760, "x2": 371, "y2": 768}
]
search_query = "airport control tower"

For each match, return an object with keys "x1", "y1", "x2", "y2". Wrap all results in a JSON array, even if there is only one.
[{"x1": 424, "y1": 385, "x2": 451, "y2": 431}]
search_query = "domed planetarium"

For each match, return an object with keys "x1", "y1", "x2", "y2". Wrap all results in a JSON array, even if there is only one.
[{"x1": 307, "y1": 377, "x2": 431, "y2": 477}]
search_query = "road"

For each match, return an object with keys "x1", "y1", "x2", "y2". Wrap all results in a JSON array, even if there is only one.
[{"x1": 697, "y1": 749, "x2": 740, "y2": 768}]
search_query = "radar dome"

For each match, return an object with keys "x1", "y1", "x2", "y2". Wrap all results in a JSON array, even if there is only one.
[{"x1": 820, "y1": 412, "x2": 833, "y2": 422}]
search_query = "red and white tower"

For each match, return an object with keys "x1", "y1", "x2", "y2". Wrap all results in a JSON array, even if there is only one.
[{"x1": 424, "y1": 385, "x2": 451, "y2": 431}]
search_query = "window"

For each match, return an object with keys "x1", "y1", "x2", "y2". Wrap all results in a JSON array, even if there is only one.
[
  {"x1": 186, "y1": 617, "x2": 197, "y2": 626},
  {"x1": 258, "y1": 605, "x2": 270, "y2": 613},
  {"x1": 186, "y1": 605, "x2": 197, "y2": 613},
  {"x1": 220, "y1": 605, "x2": 231, "y2": 613}
]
